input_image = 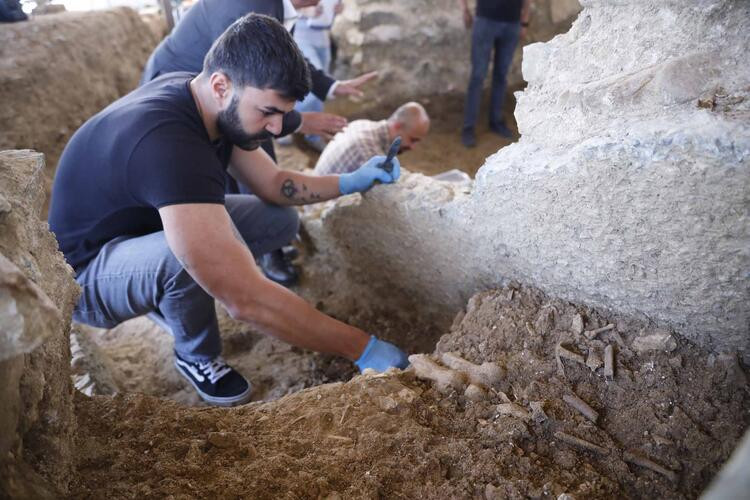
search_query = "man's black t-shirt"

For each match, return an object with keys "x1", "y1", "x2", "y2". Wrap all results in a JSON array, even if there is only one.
[
  {"x1": 476, "y1": 0, "x2": 523, "y2": 23},
  {"x1": 48, "y1": 72, "x2": 234, "y2": 271}
]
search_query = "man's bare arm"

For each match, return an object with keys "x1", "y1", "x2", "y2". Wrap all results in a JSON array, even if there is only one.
[
  {"x1": 159, "y1": 203, "x2": 370, "y2": 359},
  {"x1": 229, "y1": 146, "x2": 341, "y2": 205}
]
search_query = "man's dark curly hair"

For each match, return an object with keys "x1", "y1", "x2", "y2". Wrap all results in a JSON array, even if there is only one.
[{"x1": 203, "y1": 13, "x2": 311, "y2": 101}]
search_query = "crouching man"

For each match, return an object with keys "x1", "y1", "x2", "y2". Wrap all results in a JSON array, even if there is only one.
[{"x1": 48, "y1": 14, "x2": 408, "y2": 406}]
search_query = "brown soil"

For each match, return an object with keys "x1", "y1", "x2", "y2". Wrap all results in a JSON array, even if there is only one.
[{"x1": 70, "y1": 285, "x2": 749, "y2": 499}]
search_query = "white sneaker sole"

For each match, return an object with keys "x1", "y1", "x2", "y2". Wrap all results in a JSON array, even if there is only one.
[{"x1": 174, "y1": 361, "x2": 252, "y2": 407}]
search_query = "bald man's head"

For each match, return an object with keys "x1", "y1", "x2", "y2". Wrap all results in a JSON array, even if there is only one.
[{"x1": 387, "y1": 102, "x2": 430, "y2": 152}]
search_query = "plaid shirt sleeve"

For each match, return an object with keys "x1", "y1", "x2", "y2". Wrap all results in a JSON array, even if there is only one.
[{"x1": 314, "y1": 121, "x2": 389, "y2": 175}]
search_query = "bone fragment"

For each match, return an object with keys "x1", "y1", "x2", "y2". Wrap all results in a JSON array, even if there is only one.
[
  {"x1": 464, "y1": 384, "x2": 487, "y2": 402},
  {"x1": 441, "y1": 352, "x2": 505, "y2": 389},
  {"x1": 623, "y1": 451, "x2": 677, "y2": 482},
  {"x1": 529, "y1": 401, "x2": 548, "y2": 422},
  {"x1": 497, "y1": 403, "x2": 530, "y2": 421},
  {"x1": 586, "y1": 348, "x2": 603, "y2": 371},
  {"x1": 604, "y1": 345, "x2": 615, "y2": 380},
  {"x1": 584, "y1": 323, "x2": 615, "y2": 340},
  {"x1": 554, "y1": 431, "x2": 609, "y2": 455},
  {"x1": 563, "y1": 394, "x2": 599, "y2": 423},
  {"x1": 570, "y1": 314, "x2": 584, "y2": 334},
  {"x1": 556, "y1": 345, "x2": 585, "y2": 365},
  {"x1": 495, "y1": 390, "x2": 512, "y2": 403},
  {"x1": 409, "y1": 354, "x2": 466, "y2": 392}
]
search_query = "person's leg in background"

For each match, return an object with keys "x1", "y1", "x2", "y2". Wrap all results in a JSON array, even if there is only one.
[
  {"x1": 462, "y1": 16, "x2": 494, "y2": 148},
  {"x1": 292, "y1": 39, "x2": 331, "y2": 152},
  {"x1": 73, "y1": 195, "x2": 299, "y2": 405},
  {"x1": 488, "y1": 21, "x2": 521, "y2": 138}
]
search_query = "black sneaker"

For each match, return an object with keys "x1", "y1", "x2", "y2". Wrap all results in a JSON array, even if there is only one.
[
  {"x1": 489, "y1": 122, "x2": 513, "y2": 138},
  {"x1": 258, "y1": 248, "x2": 299, "y2": 286},
  {"x1": 461, "y1": 128, "x2": 477, "y2": 148},
  {"x1": 174, "y1": 353, "x2": 251, "y2": 406}
]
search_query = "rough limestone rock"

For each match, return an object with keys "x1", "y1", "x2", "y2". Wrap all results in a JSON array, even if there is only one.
[
  {"x1": 331, "y1": 0, "x2": 580, "y2": 112},
  {"x1": 0, "y1": 150, "x2": 80, "y2": 497},
  {"x1": 0, "y1": 9, "x2": 162, "y2": 205},
  {"x1": 304, "y1": 0, "x2": 750, "y2": 360}
]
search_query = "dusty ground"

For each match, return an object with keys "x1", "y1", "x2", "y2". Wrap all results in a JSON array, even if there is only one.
[{"x1": 70, "y1": 284, "x2": 749, "y2": 499}]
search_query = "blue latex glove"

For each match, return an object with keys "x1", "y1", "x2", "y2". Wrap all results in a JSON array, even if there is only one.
[
  {"x1": 355, "y1": 335, "x2": 409, "y2": 372},
  {"x1": 339, "y1": 155, "x2": 401, "y2": 195}
]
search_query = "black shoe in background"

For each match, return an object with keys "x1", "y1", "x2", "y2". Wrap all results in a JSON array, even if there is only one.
[
  {"x1": 461, "y1": 128, "x2": 477, "y2": 148},
  {"x1": 0, "y1": 0, "x2": 27, "y2": 22},
  {"x1": 489, "y1": 122, "x2": 514, "y2": 138},
  {"x1": 174, "y1": 352, "x2": 251, "y2": 406},
  {"x1": 258, "y1": 248, "x2": 299, "y2": 286}
]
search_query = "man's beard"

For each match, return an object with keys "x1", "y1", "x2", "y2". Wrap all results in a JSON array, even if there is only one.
[{"x1": 217, "y1": 95, "x2": 272, "y2": 151}]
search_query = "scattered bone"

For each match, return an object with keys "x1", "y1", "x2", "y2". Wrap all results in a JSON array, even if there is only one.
[
  {"x1": 326, "y1": 435, "x2": 354, "y2": 444},
  {"x1": 584, "y1": 323, "x2": 615, "y2": 340},
  {"x1": 506, "y1": 288, "x2": 514, "y2": 301},
  {"x1": 409, "y1": 354, "x2": 466, "y2": 392},
  {"x1": 529, "y1": 401, "x2": 548, "y2": 423},
  {"x1": 586, "y1": 348, "x2": 603, "y2": 371},
  {"x1": 495, "y1": 390, "x2": 512, "y2": 403},
  {"x1": 609, "y1": 329, "x2": 627, "y2": 348},
  {"x1": 497, "y1": 403, "x2": 531, "y2": 421},
  {"x1": 623, "y1": 451, "x2": 678, "y2": 482},
  {"x1": 207, "y1": 431, "x2": 237, "y2": 449},
  {"x1": 570, "y1": 314, "x2": 584, "y2": 334},
  {"x1": 339, "y1": 405, "x2": 350, "y2": 425},
  {"x1": 441, "y1": 352, "x2": 505, "y2": 389},
  {"x1": 525, "y1": 321, "x2": 537, "y2": 336},
  {"x1": 554, "y1": 431, "x2": 609, "y2": 455},
  {"x1": 464, "y1": 384, "x2": 487, "y2": 401},
  {"x1": 604, "y1": 345, "x2": 615, "y2": 380},
  {"x1": 558, "y1": 494, "x2": 576, "y2": 500},
  {"x1": 632, "y1": 330, "x2": 678, "y2": 353},
  {"x1": 563, "y1": 393, "x2": 599, "y2": 423},
  {"x1": 556, "y1": 344, "x2": 586, "y2": 365},
  {"x1": 652, "y1": 434, "x2": 673, "y2": 446}
]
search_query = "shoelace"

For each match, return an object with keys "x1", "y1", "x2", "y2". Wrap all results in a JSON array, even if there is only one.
[{"x1": 198, "y1": 358, "x2": 232, "y2": 384}]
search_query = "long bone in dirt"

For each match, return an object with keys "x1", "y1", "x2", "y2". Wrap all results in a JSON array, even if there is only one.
[
  {"x1": 409, "y1": 354, "x2": 466, "y2": 391},
  {"x1": 441, "y1": 352, "x2": 505, "y2": 389}
]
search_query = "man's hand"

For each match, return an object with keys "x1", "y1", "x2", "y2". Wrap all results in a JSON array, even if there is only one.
[
  {"x1": 333, "y1": 71, "x2": 378, "y2": 99},
  {"x1": 355, "y1": 336, "x2": 409, "y2": 372},
  {"x1": 300, "y1": 112, "x2": 347, "y2": 140},
  {"x1": 339, "y1": 155, "x2": 401, "y2": 195}
]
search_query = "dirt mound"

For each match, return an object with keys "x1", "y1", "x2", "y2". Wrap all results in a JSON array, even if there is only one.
[
  {"x1": 70, "y1": 285, "x2": 748, "y2": 498},
  {"x1": 0, "y1": 8, "x2": 162, "y2": 208}
]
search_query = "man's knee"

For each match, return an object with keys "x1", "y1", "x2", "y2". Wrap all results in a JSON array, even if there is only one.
[{"x1": 270, "y1": 205, "x2": 300, "y2": 242}]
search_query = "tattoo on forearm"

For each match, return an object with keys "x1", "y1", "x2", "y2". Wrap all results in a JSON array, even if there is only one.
[
  {"x1": 281, "y1": 178, "x2": 323, "y2": 204},
  {"x1": 281, "y1": 179, "x2": 298, "y2": 198}
]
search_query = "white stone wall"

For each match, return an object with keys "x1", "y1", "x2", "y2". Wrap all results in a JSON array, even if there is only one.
[{"x1": 305, "y1": 0, "x2": 750, "y2": 359}]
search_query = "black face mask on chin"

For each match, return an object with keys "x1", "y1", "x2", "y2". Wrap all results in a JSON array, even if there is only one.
[{"x1": 216, "y1": 95, "x2": 273, "y2": 151}]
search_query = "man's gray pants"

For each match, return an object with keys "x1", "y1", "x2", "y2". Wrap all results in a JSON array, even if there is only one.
[{"x1": 72, "y1": 195, "x2": 299, "y2": 362}]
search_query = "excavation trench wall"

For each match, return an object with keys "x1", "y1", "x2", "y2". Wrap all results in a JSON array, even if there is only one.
[
  {"x1": 304, "y1": 0, "x2": 750, "y2": 360},
  {"x1": 0, "y1": 8, "x2": 162, "y2": 203},
  {"x1": 0, "y1": 151, "x2": 80, "y2": 497}
]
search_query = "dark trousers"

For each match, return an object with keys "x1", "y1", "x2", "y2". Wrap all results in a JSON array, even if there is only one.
[{"x1": 463, "y1": 16, "x2": 521, "y2": 131}]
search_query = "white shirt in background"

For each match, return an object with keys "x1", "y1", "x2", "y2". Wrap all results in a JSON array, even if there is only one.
[{"x1": 294, "y1": 0, "x2": 340, "y2": 47}]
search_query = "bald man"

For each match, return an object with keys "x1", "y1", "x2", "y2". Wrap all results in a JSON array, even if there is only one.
[{"x1": 314, "y1": 102, "x2": 430, "y2": 175}]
